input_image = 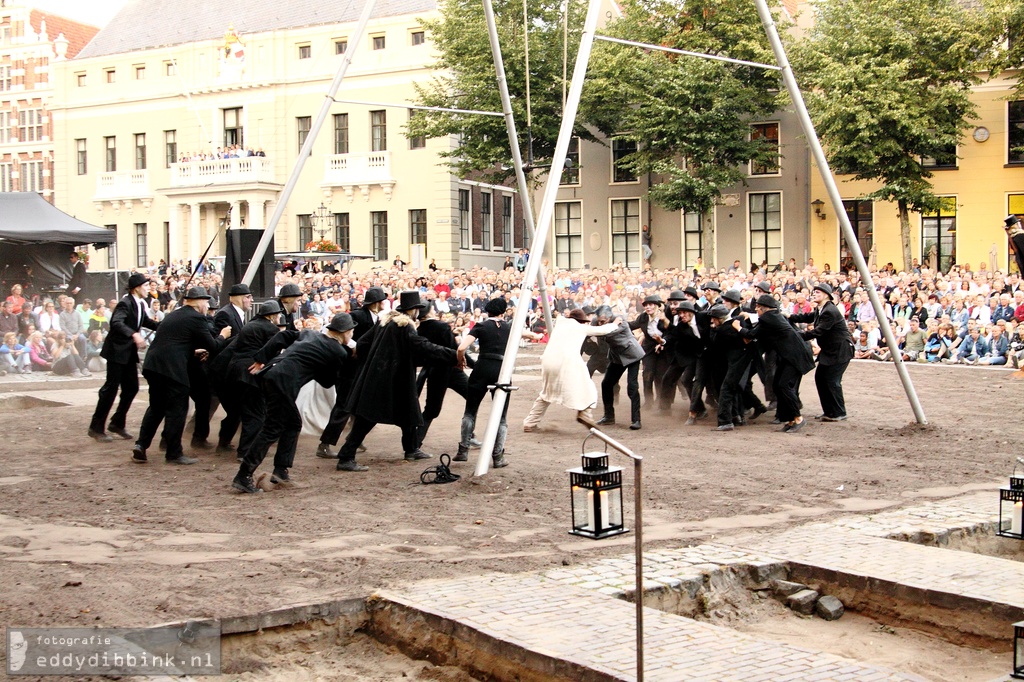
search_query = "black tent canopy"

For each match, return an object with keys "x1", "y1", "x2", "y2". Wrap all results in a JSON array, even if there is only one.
[{"x1": 0, "y1": 192, "x2": 116, "y2": 244}]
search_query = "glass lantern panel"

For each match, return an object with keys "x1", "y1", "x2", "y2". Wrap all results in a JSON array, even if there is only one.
[
  {"x1": 572, "y1": 486, "x2": 592, "y2": 531},
  {"x1": 606, "y1": 489, "x2": 623, "y2": 528},
  {"x1": 1015, "y1": 626, "x2": 1024, "y2": 675}
]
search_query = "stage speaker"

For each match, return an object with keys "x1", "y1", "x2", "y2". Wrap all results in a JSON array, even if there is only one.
[{"x1": 223, "y1": 229, "x2": 274, "y2": 300}]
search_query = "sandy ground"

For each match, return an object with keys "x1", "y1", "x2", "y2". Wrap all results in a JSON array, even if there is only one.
[{"x1": 0, "y1": 355, "x2": 1020, "y2": 679}]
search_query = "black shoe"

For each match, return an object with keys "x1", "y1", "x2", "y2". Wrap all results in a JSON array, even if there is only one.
[
  {"x1": 750, "y1": 405, "x2": 768, "y2": 421},
  {"x1": 629, "y1": 421, "x2": 641, "y2": 430},
  {"x1": 337, "y1": 460, "x2": 369, "y2": 472},
  {"x1": 216, "y1": 443, "x2": 235, "y2": 454},
  {"x1": 404, "y1": 448, "x2": 432, "y2": 461},
  {"x1": 684, "y1": 417, "x2": 696, "y2": 426},
  {"x1": 813, "y1": 413, "x2": 825, "y2": 420},
  {"x1": 271, "y1": 469, "x2": 295, "y2": 488},
  {"x1": 715, "y1": 424, "x2": 735, "y2": 432},
  {"x1": 357, "y1": 444, "x2": 367, "y2": 453},
  {"x1": 770, "y1": 417, "x2": 782, "y2": 425},
  {"x1": 315, "y1": 443, "x2": 337, "y2": 459},
  {"x1": 108, "y1": 427, "x2": 133, "y2": 440},
  {"x1": 454, "y1": 445, "x2": 469, "y2": 462},
  {"x1": 596, "y1": 416, "x2": 615, "y2": 426},
  {"x1": 131, "y1": 444, "x2": 147, "y2": 463},
  {"x1": 232, "y1": 475, "x2": 261, "y2": 494},
  {"x1": 733, "y1": 418, "x2": 746, "y2": 427},
  {"x1": 767, "y1": 401, "x2": 777, "y2": 410},
  {"x1": 784, "y1": 420, "x2": 805, "y2": 433},
  {"x1": 88, "y1": 429, "x2": 113, "y2": 443},
  {"x1": 166, "y1": 455, "x2": 198, "y2": 465},
  {"x1": 492, "y1": 451, "x2": 509, "y2": 468},
  {"x1": 190, "y1": 439, "x2": 214, "y2": 450},
  {"x1": 821, "y1": 415, "x2": 847, "y2": 422},
  {"x1": 695, "y1": 410, "x2": 708, "y2": 420}
]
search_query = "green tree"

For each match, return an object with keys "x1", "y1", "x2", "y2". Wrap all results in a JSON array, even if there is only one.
[{"x1": 792, "y1": 0, "x2": 995, "y2": 271}]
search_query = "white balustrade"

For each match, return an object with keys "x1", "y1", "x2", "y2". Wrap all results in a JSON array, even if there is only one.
[
  {"x1": 169, "y1": 157, "x2": 276, "y2": 187},
  {"x1": 322, "y1": 151, "x2": 394, "y2": 186},
  {"x1": 94, "y1": 170, "x2": 151, "y2": 200}
]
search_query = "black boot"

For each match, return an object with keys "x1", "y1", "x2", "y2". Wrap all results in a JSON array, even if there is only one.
[
  {"x1": 454, "y1": 444, "x2": 469, "y2": 462},
  {"x1": 492, "y1": 449, "x2": 508, "y2": 468}
]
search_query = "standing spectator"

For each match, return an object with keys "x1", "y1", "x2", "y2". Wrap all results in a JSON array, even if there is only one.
[{"x1": 67, "y1": 252, "x2": 88, "y2": 303}]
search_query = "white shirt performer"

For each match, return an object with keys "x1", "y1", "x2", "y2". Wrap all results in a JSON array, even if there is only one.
[{"x1": 523, "y1": 309, "x2": 620, "y2": 430}]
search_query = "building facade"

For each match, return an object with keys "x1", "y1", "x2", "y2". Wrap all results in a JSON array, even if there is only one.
[
  {"x1": 49, "y1": 0, "x2": 528, "y2": 273},
  {"x1": 0, "y1": 2, "x2": 97, "y2": 201}
]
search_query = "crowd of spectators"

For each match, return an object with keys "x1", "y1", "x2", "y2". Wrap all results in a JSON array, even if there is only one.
[
  {"x1": 176, "y1": 145, "x2": 266, "y2": 163},
  {"x1": 4, "y1": 252, "x2": 1022, "y2": 379}
]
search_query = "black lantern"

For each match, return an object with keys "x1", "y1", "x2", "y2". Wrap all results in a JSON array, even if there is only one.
[
  {"x1": 568, "y1": 453, "x2": 626, "y2": 539},
  {"x1": 998, "y1": 463, "x2": 1024, "y2": 540},
  {"x1": 1014, "y1": 621, "x2": 1024, "y2": 679}
]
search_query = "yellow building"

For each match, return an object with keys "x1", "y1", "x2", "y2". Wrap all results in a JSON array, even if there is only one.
[
  {"x1": 809, "y1": 72, "x2": 1024, "y2": 274},
  {"x1": 49, "y1": 0, "x2": 530, "y2": 274}
]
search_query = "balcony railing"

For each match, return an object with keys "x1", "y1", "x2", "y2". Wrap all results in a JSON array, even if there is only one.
[
  {"x1": 323, "y1": 151, "x2": 394, "y2": 186},
  {"x1": 169, "y1": 157, "x2": 276, "y2": 187},
  {"x1": 95, "y1": 170, "x2": 151, "y2": 201}
]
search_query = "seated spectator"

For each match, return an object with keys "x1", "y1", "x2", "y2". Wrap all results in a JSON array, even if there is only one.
[
  {"x1": 88, "y1": 301, "x2": 110, "y2": 334},
  {"x1": 978, "y1": 322, "x2": 1009, "y2": 365},
  {"x1": 924, "y1": 321, "x2": 951, "y2": 363},
  {"x1": 0, "y1": 300, "x2": 17, "y2": 337},
  {"x1": 6, "y1": 284, "x2": 26, "y2": 315},
  {"x1": 37, "y1": 300, "x2": 61, "y2": 333},
  {"x1": 1009, "y1": 324, "x2": 1024, "y2": 369},
  {"x1": 898, "y1": 316, "x2": 928, "y2": 362},
  {"x1": 85, "y1": 329, "x2": 106, "y2": 373},
  {"x1": 17, "y1": 307, "x2": 38, "y2": 343},
  {"x1": 951, "y1": 327, "x2": 989, "y2": 365},
  {"x1": 50, "y1": 332, "x2": 91, "y2": 377},
  {"x1": 0, "y1": 331, "x2": 30, "y2": 374},
  {"x1": 853, "y1": 330, "x2": 875, "y2": 360},
  {"x1": 27, "y1": 331, "x2": 53, "y2": 371}
]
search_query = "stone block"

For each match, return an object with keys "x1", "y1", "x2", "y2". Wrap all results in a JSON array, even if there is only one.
[
  {"x1": 786, "y1": 589, "x2": 819, "y2": 615},
  {"x1": 815, "y1": 595, "x2": 845, "y2": 621},
  {"x1": 773, "y1": 580, "x2": 807, "y2": 597}
]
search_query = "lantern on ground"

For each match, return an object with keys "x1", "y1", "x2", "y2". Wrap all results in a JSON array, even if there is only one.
[
  {"x1": 997, "y1": 461, "x2": 1024, "y2": 540},
  {"x1": 568, "y1": 452, "x2": 626, "y2": 539},
  {"x1": 1013, "y1": 621, "x2": 1024, "y2": 679}
]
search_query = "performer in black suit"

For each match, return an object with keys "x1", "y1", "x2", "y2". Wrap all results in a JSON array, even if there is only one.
[
  {"x1": 209, "y1": 283, "x2": 253, "y2": 450},
  {"x1": 88, "y1": 273, "x2": 160, "y2": 442},
  {"x1": 630, "y1": 294, "x2": 668, "y2": 407},
  {"x1": 67, "y1": 252, "x2": 87, "y2": 304},
  {"x1": 213, "y1": 283, "x2": 252, "y2": 336},
  {"x1": 659, "y1": 293, "x2": 708, "y2": 424},
  {"x1": 232, "y1": 313, "x2": 357, "y2": 493},
  {"x1": 277, "y1": 283, "x2": 304, "y2": 332},
  {"x1": 315, "y1": 286, "x2": 386, "y2": 458},
  {"x1": 414, "y1": 305, "x2": 470, "y2": 449},
  {"x1": 132, "y1": 287, "x2": 231, "y2": 464},
  {"x1": 788, "y1": 283, "x2": 854, "y2": 421}
]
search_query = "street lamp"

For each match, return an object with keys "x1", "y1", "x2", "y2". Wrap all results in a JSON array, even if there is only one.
[{"x1": 309, "y1": 203, "x2": 333, "y2": 241}]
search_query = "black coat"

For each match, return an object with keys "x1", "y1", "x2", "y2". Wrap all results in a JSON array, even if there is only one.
[
  {"x1": 209, "y1": 316, "x2": 280, "y2": 386},
  {"x1": 101, "y1": 295, "x2": 160, "y2": 365},
  {"x1": 347, "y1": 312, "x2": 457, "y2": 427},
  {"x1": 213, "y1": 304, "x2": 245, "y2": 337},
  {"x1": 142, "y1": 305, "x2": 227, "y2": 385},
  {"x1": 349, "y1": 307, "x2": 378, "y2": 341},
  {"x1": 742, "y1": 309, "x2": 814, "y2": 374},
  {"x1": 417, "y1": 318, "x2": 462, "y2": 408},
  {"x1": 663, "y1": 313, "x2": 705, "y2": 363},
  {"x1": 68, "y1": 260, "x2": 87, "y2": 301},
  {"x1": 629, "y1": 311, "x2": 667, "y2": 354},
  {"x1": 789, "y1": 301, "x2": 854, "y2": 366},
  {"x1": 257, "y1": 330, "x2": 351, "y2": 397}
]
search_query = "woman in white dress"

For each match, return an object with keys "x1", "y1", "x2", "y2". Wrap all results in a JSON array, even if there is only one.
[{"x1": 522, "y1": 309, "x2": 621, "y2": 430}]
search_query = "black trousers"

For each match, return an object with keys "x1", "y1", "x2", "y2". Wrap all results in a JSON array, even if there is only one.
[
  {"x1": 757, "y1": 349, "x2": 777, "y2": 403},
  {"x1": 236, "y1": 383, "x2": 266, "y2": 461},
  {"x1": 90, "y1": 359, "x2": 139, "y2": 432},
  {"x1": 320, "y1": 394, "x2": 352, "y2": 447},
  {"x1": 188, "y1": 370, "x2": 213, "y2": 442},
  {"x1": 641, "y1": 351, "x2": 668, "y2": 404},
  {"x1": 696, "y1": 356, "x2": 718, "y2": 404},
  {"x1": 240, "y1": 378, "x2": 301, "y2": 476},
  {"x1": 137, "y1": 371, "x2": 190, "y2": 458},
  {"x1": 217, "y1": 387, "x2": 241, "y2": 447},
  {"x1": 338, "y1": 415, "x2": 416, "y2": 463},
  {"x1": 659, "y1": 357, "x2": 700, "y2": 411},
  {"x1": 716, "y1": 357, "x2": 750, "y2": 426},
  {"x1": 601, "y1": 360, "x2": 641, "y2": 423},
  {"x1": 772, "y1": 361, "x2": 804, "y2": 423},
  {"x1": 1012, "y1": 233, "x2": 1024, "y2": 276},
  {"x1": 815, "y1": 360, "x2": 849, "y2": 418}
]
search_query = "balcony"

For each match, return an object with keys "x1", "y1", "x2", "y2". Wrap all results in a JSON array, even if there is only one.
[
  {"x1": 322, "y1": 151, "x2": 395, "y2": 202},
  {"x1": 93, "y1": 171, "x2": 153, "y2": 213},
  {"x1": 169, "y1": 157, "x2": 276, "y2": 187}
]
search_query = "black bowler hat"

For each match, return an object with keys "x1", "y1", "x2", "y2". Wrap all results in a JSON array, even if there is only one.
[
  {"x1": 721, "y1": 289, "x2": 742, "y2": 304},
  {"x1": 677, "y1": 300, "x2": 697, "y2": 313},
  {"x1": 228, "y1": 283, "x2": 251, "y2": 297},
  {"x1": 642, "y1": 294, "x2": 663, "y2": 306},
  {"x1": 708, "y1": 304, "x2": 730, "y2": 319},
  {"x1": 126, "y1": 273, "x2": 149, "y2": 291},
  {"x1": 396, "y1": 290, "x2": 426, "y2": 312},
  {"x1": 813, "y1": 283, "x2": 834, "y2": 297},
  {"x1": 256, "y1": 300, "x2": 283, "y2": 317},
  {"x1": 667, "y1": 290, "x2": 687, "y2": 302},
  {"x1": 1006, "y1": 215, "x2": 1021, "y2": 229},
  {"x1": 327, "y1": 312, "x2": 356, "y2": 333},
  {"x1": 362, "y1": 287, "x2": 387, "y2": 305},
  {"x1": 756, "y1": 294, "x2": 778, "y2": 309},
  {"x1": 484, "y1": 297, "x2": 508, "y2": 317},
  {"x1": 278, "y1": 283, "x2": 302, "y2": 298},
  {"x1": 183, "y1": 286, "x2": 212, "y2": 300},
  {"x1": 702, "y1": 281, "x2": 721, "y2": 292},
  {"x1": 755, "y1": 281, "x2": 772, "y2": 294},
  {"x1": 683, "y1": 287, "x2": 700, "y2": 299}
]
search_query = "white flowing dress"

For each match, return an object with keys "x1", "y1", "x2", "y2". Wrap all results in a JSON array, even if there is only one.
[{"x1": 538, "y1": 318, "x2": 620, "y2": 410}]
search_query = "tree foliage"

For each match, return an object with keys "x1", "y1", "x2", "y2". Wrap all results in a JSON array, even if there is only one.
[{"x1": 791, "y1": 0, "x2": 995, "y2": 269}]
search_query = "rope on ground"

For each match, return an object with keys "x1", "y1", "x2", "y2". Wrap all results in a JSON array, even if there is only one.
[{"x1": 420, "y1": 454, "x2": 460, "y2": 484}]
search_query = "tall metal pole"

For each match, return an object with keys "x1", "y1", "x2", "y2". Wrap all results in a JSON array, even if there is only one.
[
  {"x1": 752, "y1": 0, "x2": 927, "y2": 425},
  {"x1": 481, "y1": 0, "x2": 553, "y2": 334},
  {"x1": 474, "y1": 0, "x2": 604, "y2": 476},
  {"x1": 241, "y1": 0, "x2": 379, "y2": 285}
]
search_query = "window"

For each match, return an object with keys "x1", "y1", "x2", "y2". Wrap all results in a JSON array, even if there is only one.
[
  {"x1": 1009, "y1": 101, "x2": 1024, "y2": 165},
  {"x1": 554, "y1": 202, "x2": 582, "y2": 270},
  {"x1": 104, "y1": 136, "x2": 116, "y2": 172},
  {"x1": 749, "y1": 192, "x2": 782, "y2": 266},
  {"x1": 841, "y1": 200, "x2": 873, "y2": 270},
  {"x1": 20, "y1": 161, "x2": 43, "y2": 192},
  {"x1": 922, "y1": 197, "x2": 956, "y2": 273},
  {"x1": 611, "y1": 199, "x2": 640, "y2": 268},
  {"x1": 76, "y1": 139, "x2": 87, "y2": 175},
  {"x1": 333, "y1": 113, "x2": 349, "y2": 154},
  {"x1": 334, "y1": 212, "x2": 350, "y2": 252},
  {"x1": 297, "y1": 116, "x2": 311, "y2": 148},
  {"x1": 0, "y1": 163, "x2": 12, "y2": 192},
  {"x1": 75, "y1": 71, "x2": 86, "y2": 87},
  {"x1": 480, "y1": 192, "x2": 492, "y2": 250},
  {"x1": 410, "y1": 209, "x2": 427, "y2": 246},
  {"x1": 105, "y1": 236, "x2": 116, "y2": 269},
  {"x1": 105, "y1": 68, "x2": 115, "y2": 83},
  {"x1": 0, "y1": 65, "x2": 11, "y2": 91},
  {"x1": 408, "y1": 110, "x2": 425, "y2": 149},
  {"x1": 501, "y1": 195, "x2": 513, "y2": 252},
  {"x1": 18, "y1": 109, "x2": 43, "y2": 142},
  {"x1": 134, "y1": 64, "x2": 145, "y2": 80},
  {"x1": 371, "y1": 110, "x2": 387, "y2": 151},
  {"x1": 223, "y1": 107, "x2": 243, "y2": 147},
  {"x1": 372, "y1": 211, "x2": 388, "y2": 260},
  {"x1": 297, "y1": 214, "x2": 313, "y2": 248},
  {"x1": 134, "y1": 133, "x2": 146, "y2": 170},
  {"x1": 135, "y1": 223, "x2": 147, "y2": 267},
  {"x1": 922, "y1": 143, "x2": 957, "y2": 170},
  {"x1": 165, "y1": 130, "x2": 177, "y2": 168},
  {"x1": 335, "y1": 39, "x2": 348, "y2": 55},
  {"x1": 611, "y1": 138, "x2": 637, "y2": 183},
  {"x1": 164, "y1": 61, "x2": 176, "y2": 76},
  {"x1": 459, "y1": 188, "x2": 471, "y2": 249},
  {"x1": 750, "y1": 122, "x2": 780, "y2": 175},
  {"x1": 411, "y1": 30, "x2": 425, "y2": 46},
  {"x1": 0, "y1": 111, "x2": 8, "y2": 144},
  {"x1": 372, "y1": 34, "x2": 386, "y2": 50},
  {"x1": 561, "y1": 137, "x2": 580, "y2": 185},
  {"x1": 298, "y1": 44, "x2": 311, "y2": 59},
  {"x1": 683, "y1": 210, "x2": 703, "y2": 269}
]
